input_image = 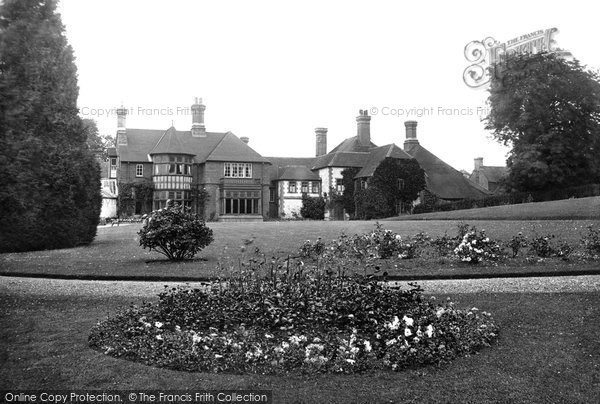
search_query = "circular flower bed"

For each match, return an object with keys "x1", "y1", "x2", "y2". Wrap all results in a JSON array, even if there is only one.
[{"x1": 89, "y1": 276, "x2": 499, "y2": 374}]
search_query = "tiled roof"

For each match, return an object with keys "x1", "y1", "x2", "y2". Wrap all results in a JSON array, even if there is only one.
[
  {"x1": 329, "y1": 136, "x2": 377, "y2": 153},
  {"x1": 280, "y1": 166, "x2": 320, "y2": 181},
  {"x1": 207, "y1": 132, "x2": 268, "y2": 163},
  {"x1": 312, "y1": 152, "x2": 370, "y2": 170},
  {"x1": 479, "y1": 166, "x2": 508, "y2": 183},
  {"x1": 355, "y1": 144, "x2": 413, "y2": 178},
  {"x1": 406, "y1": 144, "x2": 490, "y2": 200},
  {"x1": 265, "y1": 157, "x2": 319, "y2": 181},
  {"x1": 150, "y1": 127, "x2": 194, "y2": 155},
  {"x1": 107, "y1": 147, "x2": 117, "y2": 157},
  {"x1": 117, "y1": 129, "x2": 267, "y2": 164}
]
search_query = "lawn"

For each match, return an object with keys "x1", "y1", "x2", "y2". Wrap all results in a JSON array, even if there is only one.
[
  {"x1": 1, "y1": 290, "x2": 598, "y2": 403},
  {"x1": 389, "y1": 196, "x2": 600, "y2": 221},
  {"x1": 1, "y1": 220, "x2": 599, "y2": 280}
]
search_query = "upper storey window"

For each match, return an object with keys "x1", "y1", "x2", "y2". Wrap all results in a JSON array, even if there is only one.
[{"x1": 224, "y1": 163, "x2": 252, "y2": 178}]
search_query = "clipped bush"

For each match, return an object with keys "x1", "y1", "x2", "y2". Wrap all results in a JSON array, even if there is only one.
[{"x1": 138, "y1": 202, "x2": 213, "y2": 260}]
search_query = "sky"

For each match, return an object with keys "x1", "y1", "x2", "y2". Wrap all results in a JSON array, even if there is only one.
[{"x1": 57, "y1": 0, "x2": 600, "y2": 172}]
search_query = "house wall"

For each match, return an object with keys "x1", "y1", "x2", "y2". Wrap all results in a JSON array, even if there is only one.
[
  {"x1": 319, "y1": 167, "x2": 345, "y2": 195},
  {"x1": 202, "y1": 161, "x2": 268, "y2": 221},
  {"x1": 118, "y1": 161, "x2": 153, "y2": 184},
  {"x1": 277, "y1": 180, "x2": 321, "y2": 218}
]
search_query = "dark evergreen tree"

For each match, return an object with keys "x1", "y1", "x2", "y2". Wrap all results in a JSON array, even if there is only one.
[
  {"x1": 0, "y1": 0, "x2": 101, "y2": 252},
  {"x1": 486, "y1": 52, "x2": 600, "y2": 191},
  {"x1": 339, "y1": 167, "x2": 360, "y2": 216}
]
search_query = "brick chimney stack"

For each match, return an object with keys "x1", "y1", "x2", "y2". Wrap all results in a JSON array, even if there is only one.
[
  {"x1": 474, "y1": 157, "x2": 484, "y2": 170},
  {"x1": 315, "y1": 127, "x2": 328, "y2": 157},
  {"x1": 191, "y1": 97, "x2": 206, "y2": 137},
  {"x1": 403, "y1": 120, "x2": 419, "y2": 153},
  {"x1": 116, "y1": 106, "x2": 128, "y2": 145},
  {"x1": 356, "y1": 110, "x2": 371, "y2": 147}
]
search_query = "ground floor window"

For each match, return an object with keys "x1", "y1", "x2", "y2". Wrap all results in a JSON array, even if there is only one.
[
  {"x1": 153, "y1": 190, "x2": 190, "y2": 210},
  {"x1": 222, "y1": 190, "x2": 261, "y2": 215},
  {"x1": 224, "y1": 198, "x2": 259, "y2": 214}
]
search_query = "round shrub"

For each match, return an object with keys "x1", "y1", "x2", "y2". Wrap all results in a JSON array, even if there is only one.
[
  {"x1": 89, "y1": 276, "x2": 499, "y2": 374},
  {"x1": 138, "y1": 203, "x2": 213, "y2": 261}
]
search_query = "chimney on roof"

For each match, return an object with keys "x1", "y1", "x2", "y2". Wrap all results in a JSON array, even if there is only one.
[
  {"x1": 191, "y1": 97, "x2": 206, "y2": 137},
  {"x1": 116, "y1": 106, "x2": 128, "y2": 146},
  {"x1": 315, "y1": 127, "x2": 328, "y2": 156},
  {"x1": 356, "y1": 109, "x2": 371, "y2": 147},
  {"x1": 240, "y1": 136, "x2": 249, "y2": 144},
  {"x1": 474, "y1": 157, "x2": 484, "y2": 171},
  {"x1": 403, "y1": 120, "x2": 418, "y2": 153}
]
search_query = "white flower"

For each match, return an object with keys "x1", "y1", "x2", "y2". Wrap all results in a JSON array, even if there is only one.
[
  {"x1": 346, "y1": 359, "x2": 355, "y2": 365},
  {"x1": 402, "y1": 316, "x2": 414, "y2": 327},
  {"x1": 386, "y1": 316, "x2": 401, "y2": 330},
  {"x1": 281, "y1": 341, "x2": 290, "y2": 349},
  {"x1": 416, "y1": 326, "x2": 423, "y2": 337},
  {"x1": 385, "y1": 339, "x2": 397, "y2": 346},
  {"x1": 192, "y1": 334, "x2": 202, "y2": 344},
  {"x1": 154, "y1": 321, "x2": 163, "y2": 328},
  {"x1": 215, "y1": 354, "x2": 223, "y2": 359},
  {"x1": 426, "y1": 324, "x2": 434, "y2": 338},
  {"x1": 155, "y1": 335, "x2": 163, "y2": 340},
  {"x1": 404, "y1": 327, "x2": 412, "y2": 337},
  {"x1": 363, "y1": 340, "x2": 372, "y2": 352},
  {"x1": 264, "y1": 333, "x2": 273, "y2": 339}
]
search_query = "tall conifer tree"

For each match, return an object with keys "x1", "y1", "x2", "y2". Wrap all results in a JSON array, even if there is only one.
[{"x1": 0, "y1": 0, "x2": 101, "y2": 252}]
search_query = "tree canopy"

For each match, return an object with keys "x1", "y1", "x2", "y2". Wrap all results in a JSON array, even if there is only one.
[
  {"x1": 0, "y1": 0, "x2": 101, "y2": 252},
  {"x1": 485, "y1": 52, "x2": 600, "y2": 191}
]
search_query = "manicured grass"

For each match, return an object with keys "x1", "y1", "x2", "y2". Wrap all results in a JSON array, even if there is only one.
[
  {"x1": 1, "y1": 220, "x2": 599, "y2": 280},
  {"x1": 1, "y1": 291, "x2": 598, "y2": 403},
  {"x1": 388, "y1": 196, "x2": 600, "y2": 221}
]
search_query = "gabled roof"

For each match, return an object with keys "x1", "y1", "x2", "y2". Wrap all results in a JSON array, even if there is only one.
[
  {"x1": 329, "y1": 136, "x2": 377, "y2": 153},
  {"x1": 313, "y1": 151, "x2": 371, "y2": 170},
  {"x1": 206, "y1": 132, "x2": 268, "y2": 163},
  {"x1": 150, "y1": 126, "x2": 194, "y2": 155},
  {"x1": 117, "y1": 128, "x2": 267, "y2": 164},
  {"x1": 265, "y1": 157, "x2": 319, "y2": 182},
  {"x1": 478, "y1": 166, "x2": 508, "y2": 183},
  {"x1": 406, "y1": 144, "x2": 490, "y2": 200},
  {"x1": 355, "y1": 144, "x2": 413, "y2": 178}
]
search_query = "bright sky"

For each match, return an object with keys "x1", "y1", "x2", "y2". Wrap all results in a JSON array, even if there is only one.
[{"x1": 57, "y1": 0, "x2": 600, "y2": 172}]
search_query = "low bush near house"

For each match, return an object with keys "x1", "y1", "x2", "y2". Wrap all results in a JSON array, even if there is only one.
[
  {"x1": 507, "y1": 232, "x2": 528, "y2": 258},
  {"x1": 89, "y1": 273, "x2": 499, "y2": 374},
  {"x1": 453, "y1": 228, "x2": 502, "y2": 264},
  {"x1": 580, "y1": 225, "x2": 600, "y2": 258},
  {"x1": 138, "y1": 203, "x2": 213, "y2": 261},
  {"x1": 528, "y1": 234, "x2": 572, "y2": 259}
]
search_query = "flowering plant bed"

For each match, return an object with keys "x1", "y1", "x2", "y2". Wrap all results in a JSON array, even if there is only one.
[{"x1": 89, "y1": 275, "x2": 498, "y2": 374}]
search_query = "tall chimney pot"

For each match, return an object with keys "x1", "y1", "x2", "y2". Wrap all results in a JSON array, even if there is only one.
[
  {"x1": 191, "y1": 97, "x2": 206, "y2": 137},
  {"x1": 116, "y1": 106, "x2": 128, "y2": 145},
  {"x1": 403, "y1": 120, "x2": 419, "y2": 153},
  {"x1": 474, "y1": 157, "x2": 484, "y2": 170},
  {"x1": 356, "y1": 109, "x2": 371, "y2": 147},
  {"x1": 315, "y1": 127, "x2": 328, "y2": 157}
]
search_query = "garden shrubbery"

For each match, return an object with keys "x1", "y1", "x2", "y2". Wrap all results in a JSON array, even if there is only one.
[
  {"x1": 90, "y1": 222, "x2": 600, "y2": 374},
  {"x1": 138, "y1": 202, "x2": 213, "y2": 261},
  {"x1": 90, "y1": 275, "x2": 499, "y2": 374}
]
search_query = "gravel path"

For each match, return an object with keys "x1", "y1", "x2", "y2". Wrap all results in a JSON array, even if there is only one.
[{"x1": 1, "y1": 275, "x2": 599, "y2": 298}]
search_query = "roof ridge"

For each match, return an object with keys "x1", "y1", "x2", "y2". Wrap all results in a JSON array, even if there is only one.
[{"x1": 205, "y1": 132, "x2": 229, "y2": 159}]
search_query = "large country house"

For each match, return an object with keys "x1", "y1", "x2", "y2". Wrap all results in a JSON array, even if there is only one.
[{"x1": 102, "y1": 99, "x2": 488, "y2": 221}]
